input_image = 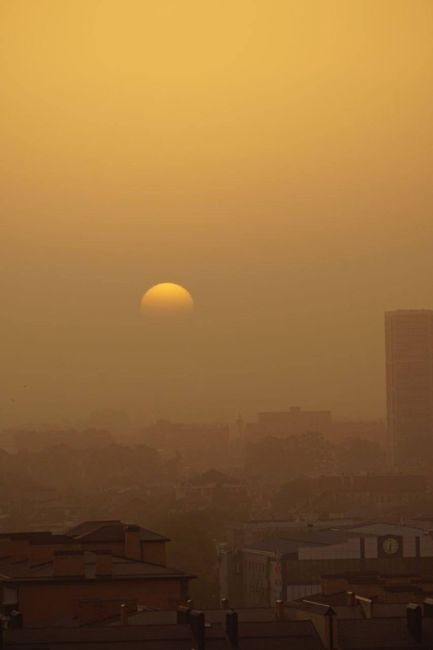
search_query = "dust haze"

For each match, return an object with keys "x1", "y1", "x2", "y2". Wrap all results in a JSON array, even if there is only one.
[{"x1": 2, "y1": 1, "x2": 433, "y2": 428}]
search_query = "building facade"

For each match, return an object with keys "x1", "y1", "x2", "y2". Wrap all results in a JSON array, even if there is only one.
[
  {"x1": 0, "y1": 520, "x2": 193, "y2": 625},
  {"x1": 385, "y1": 309, "x2": 433, "y2": 470},
  {"x1": 219, "y1": 522, "x2": 433, "y2": 607}
]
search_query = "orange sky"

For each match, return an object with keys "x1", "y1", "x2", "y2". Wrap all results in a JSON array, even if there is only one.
[{"x1": 2, "y1": 1, "x2": 433, "y2": 428}]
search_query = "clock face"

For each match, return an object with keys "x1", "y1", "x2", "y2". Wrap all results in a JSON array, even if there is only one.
[{"x1": 382, "y1": 537, "x2": 400, "y2": 555}]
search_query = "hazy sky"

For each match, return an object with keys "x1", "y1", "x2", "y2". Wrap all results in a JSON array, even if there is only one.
[{"x1": 2, "y1": 0, "x2": 433, "y2": 428}]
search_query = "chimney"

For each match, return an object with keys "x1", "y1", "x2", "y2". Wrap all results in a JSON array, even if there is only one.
[
  {"x1": 120, "y1": 603, "x2": 129, "y2": 625},
  {"x1": 221, "y1": 598, "x2": 229, "y2": 609},
  {"x1": 53, "y1": 551, "x2": 84, "y2": 577},
  {"x1": 95, "y1": 550, "x2": 112, "y2": 577},
  {"x1": 124, "y1": 525, "x2": 142, "y2": 561},
  {"x1": 190, "y1": 610, "x2": 205, "y2": 650},
  {"x1": 275, "y1": 600, "x2": 284, "y2": 621},
  {"x1": 424, "y1": 598, "x2": 433, "y2": 618},
  {"x1": 225, "y1": 610, "x2": 239, "y2": 648},
  {"x1": 346, "y1": 591, "x2": 356, "y2": 607},
  {"x1": 356, "y1": 596, "x2": 373, "y2": 619},
  {"x1": 407, "y1": 603, "x2": 423, "y2": 643},
  {"x1": 8, "y1": 611, "x2": 23, "y2": 629},
  {"x1": 177, "y1": 605, "x2": 191, "y2": 624}
]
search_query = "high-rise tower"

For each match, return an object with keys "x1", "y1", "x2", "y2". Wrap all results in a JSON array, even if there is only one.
[{"x1": 385, "y1": 309, "x2": 433, "y2": 470}]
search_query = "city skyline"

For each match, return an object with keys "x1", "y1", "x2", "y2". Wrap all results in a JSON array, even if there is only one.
[
  {"x1": 2, "y1": 3, "x2": 433, "y2": 646},
  {"x1": 3, "y1": 1, "x2": 433, "y2": 428},
  {"x1": 2, "y1": 306, "x2": 432, "y2": 429}
]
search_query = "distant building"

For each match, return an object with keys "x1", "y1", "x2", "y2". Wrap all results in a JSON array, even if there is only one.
[
  {"x1": 242, "y1": 409, "x2": 388, "y2": 451},
  {"x1": 385, "y1": 310, "x2": 433, "y2": 470},
  {"x1": 329, "y1": 419, "x2": 387, "y2": 444},
  {"x1": 219, "y1": 521, "x2": 433, "y2": 607},
  {"x1": 247, "y1": 408, "x2": 333, "y2": 439},
  {"x1": 294, "y1": 474, "x2": 427, "y2": 519},
  {"x1": 176, "y1": 470, "x2": 248, "y2": 511},
  {"x1": 140, "y1": 420, "x2": 230, "y2": 471}
]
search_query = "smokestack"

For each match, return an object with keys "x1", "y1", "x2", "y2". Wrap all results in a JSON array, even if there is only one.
[
  {"x1": 120, "y1": 603, "x2": 129, "y2": 626},
  {"x1": 190, "y1": 610, "x2": 205, "y2": 650},
  {"x1": 225, "y1": 610, "x2": 239, "y2": 648},
  {"x1": 407, "y1": 603, "x2": 422, "y2": 643}
]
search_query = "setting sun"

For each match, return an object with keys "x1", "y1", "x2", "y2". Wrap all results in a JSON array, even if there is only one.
[{"x1": 140, "y1": 282, "x2": 194, "y2": 315}]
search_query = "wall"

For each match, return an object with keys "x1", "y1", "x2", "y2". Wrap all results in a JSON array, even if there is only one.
[
  {"x1": 283, "y1": 556, "x2": 433, "y2": 593},
  {"x1": 241, "y1": 550, "x2": 273, "y2": 607},
  {"x1": 17, "y1": 578, "x2": 188, "y2": 625},
  {"x1": 141, "y1": 541, "x2": 166, "y2": 566}
]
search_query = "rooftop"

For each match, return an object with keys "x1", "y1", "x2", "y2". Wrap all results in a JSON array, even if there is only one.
[
  {"x1": 67, "y1": 520, "x2": 169, "y2": 543},
  {"x1": 0, "y1": 552, "x2": 193, "y2": 583},
  {"x1": 2, "y1": 619, "x2": 324, "y2": 650},
  {"x1": 337, "y1": 616, "x2": 433, "y2": 649},
  {"x1": 246, "y1": 528, "x2": 351, "y2": 554}
]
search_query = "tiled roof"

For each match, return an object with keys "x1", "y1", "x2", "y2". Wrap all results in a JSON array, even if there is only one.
[
  {"x1": 73, "y1": 524, "x2": 126, "y2": 543},
  {"x1": 0, "y1": 552, "x2": 194, "y2": 582},
  {"x1": 345, "y1": 523, "x2": 426, "y2": 537},
  {"x1": 110, "y1": 607, "x2": 287, "y2": 626},
  {"x1": 247, "y1": 529, "x2": 350, "y2": 555},
  {"x1": 3, "y1": 619, "x2": 324, "y2": 649},
  {"x1": 292, "y1": 594, "x2": 409, "y2": 619},
  {"x1": 294, "y1": 591, "x2": 351, "y2": 606},
  {"x1": 67, "y1": 520, "x2": 169, "y2": 543},
  {"x1": 281, "y1": 529, "x2": 351, "y2": 545},
  {"x1": 239, "y1": 618, "x2": 324, "y2": 637},
  {"x1": 3, "y1": 623, "x2": 203, "y2": 649},
  {"x1": 337, "y1": 617, "x2": 433, "y2": 649},
  {"x1": 245, "y1": 538, "x2": 301, "y2": 555},
  {"x1": 66, "y1": 521, "x2": 120, "y2": 537},
  {"x1": 0, "y1": 531, "x2": 52, "y2": 539}
]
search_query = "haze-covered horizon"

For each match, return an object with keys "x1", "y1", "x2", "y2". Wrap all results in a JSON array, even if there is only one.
[{"x1": 2, "y1": 1, "x2": 433, "y2": 430}]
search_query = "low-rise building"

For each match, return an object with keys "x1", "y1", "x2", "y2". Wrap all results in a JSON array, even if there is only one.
[
  {"x1": 3, "y1": 600, "x2": 433, "y2": 649},
  {"x1": 286, "y1": 596, "x2": 433, "y2": 649},
  {"x1": 0, "y1": 520, "x2": 193, "y2": 625},
  {"x1": 1, "y1": 606, "x2": 325, "y2": 649},
  {"x1": 219, "y1": 522, "x2": 433, "y2": 607}
]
